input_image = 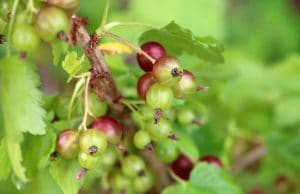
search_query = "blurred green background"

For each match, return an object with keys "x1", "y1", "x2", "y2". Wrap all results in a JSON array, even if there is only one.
[{"x1": 1, "y1": 0, "x2": 300, "y2": 193}]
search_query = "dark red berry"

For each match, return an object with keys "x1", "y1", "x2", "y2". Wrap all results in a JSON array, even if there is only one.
[
  {"x1": 200, "y1": 155, "x2": 223, "y2": 168},
  {"x1": 56, "y1": 129, "x2": 79, "y2": 159},
  {"x1": 136, "y1": 41, "x2": 166, "y2": 72},
  {"x1": 170, "y1": 154, "x2": 194, "y2": 180},
  {"x1": 90, "y1": 115, "x2": 122, "y2": 144},
  {"x1": 137, "y1": 72, "x2": 154, "y2": 100}
]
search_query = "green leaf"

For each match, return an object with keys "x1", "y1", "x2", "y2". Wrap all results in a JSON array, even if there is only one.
[
  {"x1": 189, "y1": 163, "x2": 243, "y2": 194},
  {"x1": 1, "y1": 56, "x2": 46, "y2": 136},
  {"x1": 139, "y1": 21, "x2": 224, "y2": 63},
  {"x1": 0, "y1": 138, "x2": 11, "y2": 180},
  {"x1": 173, "y1": 128, "x2": 199, "y2": 161},
  {"x1": 62, "y1": 51, "x2": 85, "y2": 82},
  {"x1": 274, "y1": 96, "x2": 300, "y2": 127},
  {"x1": 163, "y1": 183, "x2": 215, "y2": 194},
  {"x1": 22, "y1": 128, "x2": 56, "y2": 178},
  {"x1": 51, "y1": 41, "x2": 69, "y2": 65},
  {"x1": 50, "y1": 159, "x2": 83, "y2": 194},
  {"x1": 0, "y1": 56, "x2": 46, "y2": 182}
]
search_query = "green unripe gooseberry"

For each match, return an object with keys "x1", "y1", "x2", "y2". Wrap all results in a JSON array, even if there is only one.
[
  {"x1": 35, "y1": 6, "x2": 70, "y2": 42},
  {"x1": 12, "y1": 24, "x2": 40, "y2": 52}
]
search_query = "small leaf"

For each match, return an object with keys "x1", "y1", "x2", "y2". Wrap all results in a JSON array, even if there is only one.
[
  {"x1": 139, "y1": 21, "x2": 224, "y2": 63},
  {"x1": 62, "y1": 51, "x2": 85, "y2": 82},
  {"x1": 189, "y1": 163, "x2": 243, "y2": 194},
  {"x1": 99, "y1": 42, "x2": 132, "y2": 55},
  {"x1": 51, "y1": 41, "x2": 69, "y2": 65},
  {"x1": 0, "y1": 138, "x2": 11, "y2": 180},
  {"x1": 50, "y1": 159, "x2": 83, "y2": 194}
]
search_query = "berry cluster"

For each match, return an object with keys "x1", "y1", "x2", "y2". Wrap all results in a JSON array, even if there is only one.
[
  {"x1": 133, "y1": 41, "x2": 202, "y2": 148},
  {"x1": 55, "y1": 113, "x2": 154, "y2": 192},
  {"x1": 55, "y1": 115, "x2": 120, "y2": 170},
  {"x1": 1, "y1": 0, "x2": 76, "y2": 55}
]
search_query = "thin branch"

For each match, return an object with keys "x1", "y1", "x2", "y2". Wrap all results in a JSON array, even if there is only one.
[
  {"x1": 102, "y1": 31, "x2": 155, "y2": 64},
  {"x1": 103, "y1": 21, "x2": 160, "y2": 31},
  {"x1": 231, "y1": 145, "x2": 267, "y2": 173},
  {"x1": 72, "y1": 16, "x2": 123, "y2": 113}
]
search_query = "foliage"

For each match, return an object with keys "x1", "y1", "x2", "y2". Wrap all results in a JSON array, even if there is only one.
[{"x1": 0, "y1": 0, "x2": 299, "y2": 194}]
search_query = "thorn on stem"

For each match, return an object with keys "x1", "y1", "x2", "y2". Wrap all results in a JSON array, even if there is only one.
[
  {"x1": 76, "y1": 168, "x2": 87, "y2": 180},
  {"x1": 89, "y1": 33, "x2": 100, "y2": 49}
]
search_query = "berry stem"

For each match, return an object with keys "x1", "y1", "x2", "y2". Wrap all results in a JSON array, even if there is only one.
[
  {"x1": 167, "y1": 168, "x2": 187, "y2": 184},
  {"x1": 101, "y1": 31, "x2": 156, "y2": 64},
  {"x1": 97, "y1": 0, "x2": 110, "y2": 33},
  {"x1": 68, "y1": 77, "x2": 86, "y2": 119},
  {"x1": 79, "y1": 75, "x2": 91, "y2": 131},
  {"x1": 6, "y1": 0, "x2": 20, "y2": 56},
  {"x1": 121, "y1": 99, "x2": 138, "y2": 113},
  {"x1": 103, "y1": 21, "x2": 160, "y2": 32}
]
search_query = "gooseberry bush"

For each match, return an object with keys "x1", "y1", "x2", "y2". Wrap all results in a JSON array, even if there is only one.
[{"x1": 2, "y1": 1, "x2": 299, "y2": 194}]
